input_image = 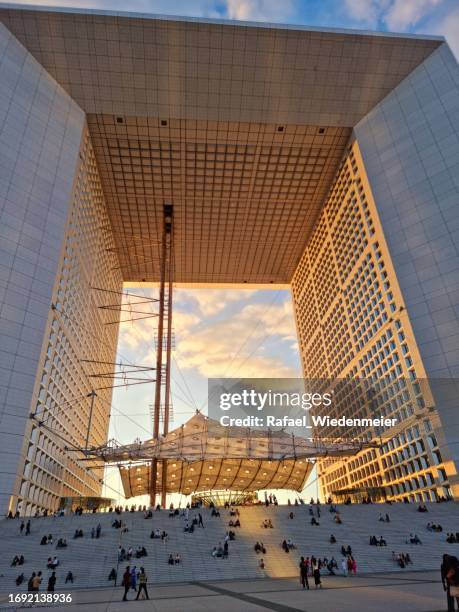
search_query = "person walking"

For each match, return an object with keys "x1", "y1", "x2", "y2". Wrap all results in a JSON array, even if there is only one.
[
  {"x1": 131, "y1": 566, "x2": 137, "y2": 591},
  {"x1": 47, "y1": 572, "x2": 56, "y2": 592},
  {"x1": 198, "y1": 513, "x2": 204, "y2": 528},
  {"x1": 20, "y1": 521, "x2": 24, "y2": 535},
  {"x1": 25, "y1": 520, "x2": 31, "y2": 535},
  {"x1": 313, "y1": 564, "x2": 322, "y2": 589},
  {"x1": 299, "y1": 557, "x2": 309, "y2": 590},
  {"x1": 27, "y1": 572, "x2": 35, "y2": 592},
  {"x1": 32, "y1": 571, "x2": 42, "y2": 592},
  {"x1": 136, "y1": 567, "x2": 149, "y2": 600},
  {"x1": 351, "y1": 556, "x2": 357, "y2": 575},
  {"x1": 442, "y1": 554, "x2": 459, "y2": 611},
  {"x1": 122, "y1": 566, "x2": 131, "y2": 601}
]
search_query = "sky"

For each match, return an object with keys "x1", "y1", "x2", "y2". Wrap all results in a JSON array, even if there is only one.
[
  {"x1": 111, "y1": 287, "x2": 300, "y2": 440},
  {"x1": 104, "y1": 287, "x2": 305, "y2": 506},
  {"x1": 5, "y1": 0, "x2": 459, "y2": 58},
  {"x1": 11, "y1": 0, "x2": 456, "y2": 504}
]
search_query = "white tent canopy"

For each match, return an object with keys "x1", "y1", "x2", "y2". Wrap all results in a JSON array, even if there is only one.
[{"x1": 89, "y1": 412, "x2": 373, "y2": 498}]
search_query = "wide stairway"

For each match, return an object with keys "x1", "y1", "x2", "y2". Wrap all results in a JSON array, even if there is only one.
[{"x1": 0, "y1": 502, "x2": 457, "y2": 590}]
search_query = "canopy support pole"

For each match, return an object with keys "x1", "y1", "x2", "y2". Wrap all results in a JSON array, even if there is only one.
[{"x1": 150, "y1": 204, "x2": 173, "y2": 508}]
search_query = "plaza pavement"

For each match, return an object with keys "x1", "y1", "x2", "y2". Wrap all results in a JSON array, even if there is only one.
[{"x1": 0, "y1": 571, "x2": 447, "y2": 612}]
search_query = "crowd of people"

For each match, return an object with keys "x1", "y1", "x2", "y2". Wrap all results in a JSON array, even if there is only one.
[
  {"x1": 40, "y1": 534, "x2": 53, "y2": 545},
  {"x1": 118, "y1": 546, "x2": 148, "y2": 562},
  {"x1": 392, "y1": 551, "x2": 413, "y2": 568},
  {"x1": 281, "y1": 538, "x2": 296, "y2": 552},
  {"x1": 254, "y1": 541, "x2": 267, "y2": 554},
  {"x1": 341, "y1": 556, "x2": 357, "y2": 576},
  {"x1": 11, "y1": 555, "x2": 25, "y2": 567},
  {"x1": 122, "y1": 566, "x2": 149, "y2": 601},
  {"x1": 264, "y1": 494, "x2": 278, "y2": 506},
  {"x1": 19, "y1": 520, "x2": 31, "y2": 535},
  {"x1": 56, "y1": 538, "x2": 68, "y2": 548},
  {"x1": 5, "y1": 496, "x2": 456, "y2": 602},
  {"x1": 46, "y1": 556, "x2": 59, "y2": 569},
  {"x1": 150, "y1": 528, "x2": 168, "y2": 540},
  {"x1": 7, "y1": 501, "x2": 368, "y2": 595},
  {"x1": 6, "y1": 495, "x2": 449, "y2": 523},
  {"x1": 298, "y1": 555, "x2": 345, "y2": 587},
  {"x1": 369, "y1": 535, "x2": 387, "y2": 546},
  {"x1": 211, "y1": 542, "x2": 229, "y2": 558},
  {"x1": 168, "y1": 553, "x2": 181, "y2": 565}
]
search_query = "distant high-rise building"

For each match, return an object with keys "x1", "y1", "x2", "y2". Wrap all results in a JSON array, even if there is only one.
[{"x1": 0, "y1": 6, "x2": 458, "y2": 515}]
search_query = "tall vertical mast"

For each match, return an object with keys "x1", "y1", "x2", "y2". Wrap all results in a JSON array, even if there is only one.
[{"x1": 150, "y1": 204, "x2": 173, "y2": 507}]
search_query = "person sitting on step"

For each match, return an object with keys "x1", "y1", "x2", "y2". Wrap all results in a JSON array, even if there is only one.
[
  {"x1": 11, "y1": 555, "x2": 24, "y2": 567},
  {"x1": 15, "y1": 573, "x2": 25, "y2": 586},
  {"x1": 65, "y1": 571, "x2": 74, "y2": 584},
  {"x1": 408, "y1": 533, "x2": 422, "y2": 545}
]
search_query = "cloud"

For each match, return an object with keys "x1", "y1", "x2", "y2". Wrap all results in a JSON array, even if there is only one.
[
  {"x1": 8, "y1": 0, "x2": 225, "y2": 17},
  {"x1": 343, "y1": 0, "x2": 447, "y2": 32},
  {"x1": 10, "y1": 0, "x2": 299, "y2": 21},
  {"x1": 173, "y1": 296, "x2": 299, "y2": 378},
  {"x1": 115, "y1": 288, "x2": 299, "y2": 380},
  {"x1": 226, "y1": 0, "x2": 297, "y2": 22},
  {"x1": 343, "y1": 0, "x2": 390, "y2": 28},
  {"x1": 384, "y1": 0, "x2": 443, "y2": 30},
  {"x1": 420, "y1": 4, "x2": 459, "y2": 59},
  {"x1": 342, "y1": 0, "x2": 458, "y2": 59},
  {"x1": 175, "y1": 288, "x2": 257, "y2": 317}
]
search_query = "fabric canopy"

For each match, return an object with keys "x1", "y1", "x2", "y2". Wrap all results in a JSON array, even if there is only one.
[
  {"x1": 119, "y1": 456, "x2": 314, "y2": 498},
  {"x1": 89, "y1": 412, "x2": 372, "y2": 498}
]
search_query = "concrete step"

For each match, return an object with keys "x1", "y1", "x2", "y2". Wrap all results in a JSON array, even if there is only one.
[{"x1": 0, "y1": 502, "x2": 456, "y2": 590}]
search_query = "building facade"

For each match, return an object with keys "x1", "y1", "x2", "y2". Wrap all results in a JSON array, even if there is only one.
[
  {"x1": 0, "y1": 25, "x2": 123, "y2": 515},
  {"x1": 0, "y1": 7, "x2": 458, "y2": 514}
]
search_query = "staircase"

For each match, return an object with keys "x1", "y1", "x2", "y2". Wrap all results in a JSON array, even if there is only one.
[{"x1": 0, "y1": 502, "x2": 456, "y2": 591}]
